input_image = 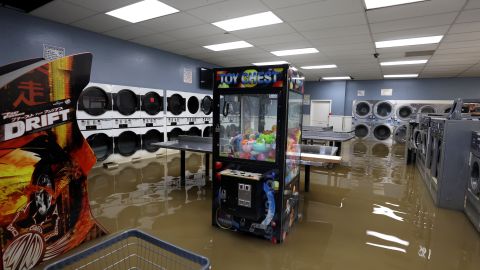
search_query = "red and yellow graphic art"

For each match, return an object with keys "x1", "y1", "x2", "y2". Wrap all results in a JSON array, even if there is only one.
[{"x1": 0, "y1": 54, "x2": 105, "y2": 270}]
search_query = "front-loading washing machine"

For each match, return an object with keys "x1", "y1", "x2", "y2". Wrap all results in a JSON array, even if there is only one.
[
  {"x1": 393, "y1": 124, "x2": 408, "y2": 144},
  {"x1": 395, "y1": 104, "x2": 415, "y2": 122},
  {"x1": 111, "y1": 85, "x2": 143, "y2": 128},
  {"x1": 202, "y1": 125, "x2": 213, "y2": 137},
  {"x1": 110, "y1": 127, "x2": 142, "y2": 164},
  {"x1": 81, "y1": 127, "x2": 116, "y2": 166},
  {"x1": 77, "y1": 83, "x2": 114, "y2": 119},
  {"x1": 372, "y1": 122, "x2": 393, "y2": 141},
  {"x1": 353, "y1": 100, "x2": 373, "y2": 119},
  {"x1": 353, "y1": 121, "x2": 372, "y2": 139},
  {"x1": 465, "y1": 131, "x2": 480, "y2": 232},
  {"x1": 373, "y1": 100, "x2": 395, "y2": 120},
  {"x1": 166, "y1": 125, "x2": 190, "y2": 141}
]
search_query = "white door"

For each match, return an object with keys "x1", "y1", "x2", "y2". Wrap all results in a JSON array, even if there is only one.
[{"x1": 310, "y1": 100, "x2": 331, "y2": 127}]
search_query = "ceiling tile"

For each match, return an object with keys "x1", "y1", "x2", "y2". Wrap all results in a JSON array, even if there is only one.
[
  {"x1": 137, "y1": 13, "x2": 204, "y2": 33},
  {"x1": 232, "y1": 23, "x2": 297, "y2": 39},
  {"x1": 262, "y1": 0, "x2": 323, "y2": 9},
  {"x1": 301, "y1": 25, "x2": 370, "y2": 40},
  {"x1": 442, "y1": 31, "x2": 480, "y2": 42},
  {"x1": 31, "y1": 1, "x2": 97, "y2": 24},
  {"x1": 435, "y1": 47, "x2": 480, "y2": 54},
  {"x1": 370, "y1": 12, "x2": 457, "y2": 34},
  {"x1": 449, "y1": 21, "x2": 480, "y2": 34},
  {"x1": 248, "y1": 33, "x2": 305, "y2": 46},
  {"x1": 130, "y1": 33, "x2": 177, "y2": 46},
  {"x1": 381, "y1": 66, "x2": 425, "y2": 73},
  {"x1": 71, "y1": 13, "x2": 129, "y2": 33},
  {"x1": 186, "y1": 0, "x2": 269, "y2": 23},
  {"x1": 366, "y1": 0, "x2": 466, "y2": 23},
  {"x1": 163, "y1": 24, "x2": 224, "y2": 40},
  {"x1": 456, "y1": 8, "x2": 480, "y2": 23},
  {"x1": 274, "y1": 0, "x2": 364, "y2": 22},
  {"x1": 289, "y1": 12, "x2": 367, "y2": 32},
  {"x1": 465, "y1": 1, "x2": 480, "y2": 10},
  {"x1": 104, "y1": 24, "x2": 156, "y2": 40},
  {"x1": 188, "y1": 33, "x2": 243, "y2": 46},
  {"x1": 256, "y1": 40, "x2": 313, "y2": 51},
  {"x1": 372, "y1": 26, "x2": 450, "y2": 41},
  {"x1": 63, "y1": 0, "x2": 139, "y2": 12},
  {"x1": 375, "y1": 44, "x2": 439, "y2": 54},
  {"x1": 308, "y1": 34, "x2": 372, "y2": 46},
  {"x1": 152, "y1": 40, "x2": 198, "y2": 51},
  {"x1": 160, "y1": 0, "x2": 226, "y2": 11}
]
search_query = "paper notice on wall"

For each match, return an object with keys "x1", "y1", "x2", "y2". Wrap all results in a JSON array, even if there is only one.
[
  {"x1": 357, "y1": 90, "x2": 365, "y2": 96},
  {"x1": 303, "y1": 94, "x2": 310, "y2": 105},
  {"x1": 381, "y1": 88, "x2": 393, "y2": 96},
  {"x1": 183, "y1": 68, "x2": 192, "y2": 84},
  {"x1": 43, "y1": 44, "x2": 65, "y2": 61}
]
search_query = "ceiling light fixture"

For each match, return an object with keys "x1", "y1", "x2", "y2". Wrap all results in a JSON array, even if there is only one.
[
  {"x1": 106, "y1": 0, "x2": 179, "y2": 23},
  {"x1": 212, "y1": 11, "x2": 283, "y2": 32},
  {"x1": 384, "y1": 74, "x2": 418, "y2": 78},
  {"x1": 204, "y1": 41, "x2": 253, "y2": 51},
  {"x1": 380, "y1": 59, "x2": 428, "y2": 66},
  {"x1": 301, "y1": 64, "x2": 337, "y2": 69},
  {"x1": 271, "y1": 48, "x2": 319, "y2": 56},
  {"x1": 322, "y1": 76, "x2": 351, "y2": 80},
  {"x1": 364, "y1": 0, "x2": 425, "y2": 10},
  {"x1": 375, "y1": 35, "x2": 443, "y2": 48},
  {"x1": 252, "y1": 61, "x2": 289, "y2": 66}
]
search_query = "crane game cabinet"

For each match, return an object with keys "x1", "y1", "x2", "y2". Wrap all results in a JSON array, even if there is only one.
[{"x1": 212, "y1": 65, "x2": 304, "y2": 244}]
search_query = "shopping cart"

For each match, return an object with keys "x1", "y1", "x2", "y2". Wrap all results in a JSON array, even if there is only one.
[{"x1": 45, "y1": 229, "x2": 210, "y2": 270}]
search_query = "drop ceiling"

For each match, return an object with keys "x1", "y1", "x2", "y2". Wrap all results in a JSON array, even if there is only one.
[{"x1": 29, "y1": 0, "x2": 480, "y2": 80}]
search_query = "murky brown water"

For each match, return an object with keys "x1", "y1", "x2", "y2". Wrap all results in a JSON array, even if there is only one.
[{"x1": 85, "y1": 141, "x2": 480, "y2": 270}]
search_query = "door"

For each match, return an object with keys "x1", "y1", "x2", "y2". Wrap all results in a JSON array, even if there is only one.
[{"x1": 310, "y1": 100, "x2": 331, "y2": 127}]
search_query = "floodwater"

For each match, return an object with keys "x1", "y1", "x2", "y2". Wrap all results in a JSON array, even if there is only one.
[{"x1": 84, "y1": 141, "x2": 479, "y2": 270}]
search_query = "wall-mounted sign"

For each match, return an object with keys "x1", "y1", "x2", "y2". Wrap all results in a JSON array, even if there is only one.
[
  {"x1": 183, "y1": 68, "x2": 192, "y2": 84},
  {"x1": 303, "y1": 94, "x2": 310, "y2": 105},
  {"x1": 357, "y1": 90, "x2": 365, "y2": 96},
  {"x1": 381, "y1": 88, "x2": 393, "y2": 96},
  {"x1": 215, "y1": 67, "x2": 285, "y2": 89},
  {"x1": 43, "y1": 44, "x2": 65, "y2": 61}
]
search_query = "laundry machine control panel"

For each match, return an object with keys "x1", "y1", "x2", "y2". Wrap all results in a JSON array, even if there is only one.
[
  {"x1": 471, "y1": 131, "x2": 480, "y2": 156},
  {"x1": 113, "y1": 118, "x2": 144, "y2": 128},
  {"x1": 77, "y1": 119, "x2": 113, "y2": 130}
]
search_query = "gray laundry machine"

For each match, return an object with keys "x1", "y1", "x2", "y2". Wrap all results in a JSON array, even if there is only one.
[
  {"x1": 426, "y1": 118, "x2": 480, "y2": 210},
  {"x1": 465, "y1": 131, "x2": 480, "y2": 232}
]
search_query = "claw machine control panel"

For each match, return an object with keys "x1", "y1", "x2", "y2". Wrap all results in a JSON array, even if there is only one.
[{"x1": 212, "y1": 65, "x2": 304, "y2": 243}]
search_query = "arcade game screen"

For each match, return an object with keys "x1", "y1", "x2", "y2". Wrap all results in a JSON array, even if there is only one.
[{"x1": 219, "y1": 94, "x2": 278, "y2": 162}]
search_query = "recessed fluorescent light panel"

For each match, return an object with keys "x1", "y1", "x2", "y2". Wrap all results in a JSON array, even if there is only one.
[
  {"x1": 252, "y1": 61, "x2": 289, "y2": 66},
  {"x1": 212, "y1": 11, "x2": 283, "y2": 32},
  {"x1": 375, "y1": 36, "x2": 443, "y2": 48},
  {"x1": 301, "y1": 65, "x2": 337, "y2": 69},
  {"x1": 322, "y1": 76, "x2": 351, "y2": 80},
  {"x1": 380, "y1": 60, "x2": 428, "y2": 66},
  {"x1": 271, "y1": 48, "x2": 319, "y2": 56},
  {"x1": 365, "y1": 0, "x2": 425, "y2": 10},
  {"x1": 384, "y1": 74, "x2": 418, "y2": 78},
  {"x1": 106, "y1": 0, "x2": 179, "y2": 23},
  {"x1": 204, "y1": 41, "x2": 253, "y2": 51}
]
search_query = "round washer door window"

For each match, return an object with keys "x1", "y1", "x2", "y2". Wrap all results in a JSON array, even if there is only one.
[
  {"x1": 115, "y1": 89, "x2": 138, "y2": 116},
  {"x1": 201, "y1": 96, "x2": 213, "y2": 115},
  {"x1": 142, "y1": 129, "x2": 164, "y2": 153},
  {"x1": 168, "y1": 128, "x2": 184, "y2": 141},
  {"x1": 116, "y1": 131, "x2": 140, "y2": 156},
  {"x1": 187, "y1": 96, "x2": 200, "y2": 114},
  {"x1": 168, "y1": 94, "x2": 185, "y2": 115},
  {"x1": 187, "y1": 127, "x2": 202, "y2": 136},
  {"x1": 203, "y1": 126, "x2": 213, "y2": 137},
  {"x1": 355, "y1": 124, "x2": 369, "y2": 138},
  {"x1": 355, "y1": 101, "x2": 371, "y2": 118},
  {"x1": 86, "y1": 133, "x2": 113, "y2": 161},
  {"x1": 393, "y1": 125, "x2": 408, "y2": 143},
  {"x1": 79, "y1": 87, "x2": 110, "y2": 116},
  {"x1": 143, "y1": 92, "x2": 163, "y2": 115},
  {"x1": 397, "y1": 105, "x2": 413, "y2": 120},
  {"x1": 373, "y1": 125, "x2": 391, "y2": 140},
  {"x1": 374, "y1": 101, "x2": 393, "y2": 119}
]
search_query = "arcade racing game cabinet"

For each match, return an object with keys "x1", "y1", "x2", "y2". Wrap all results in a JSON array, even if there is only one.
[{"x1": 212, "y1": 65, "x2": 304, "y2": 243}]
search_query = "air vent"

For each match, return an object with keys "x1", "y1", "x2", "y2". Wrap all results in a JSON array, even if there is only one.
[
  {"x1": 405, "y1": 50, "x2": 435, "y2": 57},
  {"x1": 2, "y1": 0, "x2": 53, "y2": 12}
]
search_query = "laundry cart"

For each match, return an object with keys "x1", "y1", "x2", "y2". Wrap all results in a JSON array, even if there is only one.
[{"x1": 45, "y1": 229, "x2": 210, "y2": 270}]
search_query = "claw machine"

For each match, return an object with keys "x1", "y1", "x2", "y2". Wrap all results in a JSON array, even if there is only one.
[{"x1": 212, "y1": 65, "x2": 304, "y2": 243}]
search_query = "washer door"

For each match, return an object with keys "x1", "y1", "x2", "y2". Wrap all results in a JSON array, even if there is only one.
[
  {"x1": 142, "y1": 129, "x2": 164, "y2": 153},
  {"x1": 167, "y1": 94, "x2": 186, "y2": 115},
  {"x1": 373, "y1": 124, "x2": 391, "y2": 140},
  {"x1": 201, "y1": 96, "x2": 213, "y2": 115},
  {"x1": 203, "y1": 126, "x2": 213, "y2": 137},
  {"x1": 374, "y1": 101, "x2": 394, "y2": 119},
  {"x1": 413, "y1": 130, "x2": 422, "y2": 150},
  {"x1": 168, "y1": 127, "x2": 184, "y2": 141},
  {"x1": 86, "y1": 133, "x2": 113, "y2": 161},
  {"x1": 354, "y1": 101, "x2": 371, "y2": 118},
  {"x1": 393, "y1": 125, "x2": 408, "y2": 144},
  {"x1": 187, "y1": 96, "x2": 200, "y2": 114},
  {"x1": 471, "y1": 160, "x2": 480, "y2": 195},
  {"x1": 115, "y1": 131, "x2": 141, "y2": 156},
  {"x1": 78, "y1": 87, "x2": 111, "y2": 116},
  {"x1": 114, "y1": 89, "x2": 138, "y2": 116},
  {"x1": 142, "y1": 91, "x2": 163, "y2": 115},
  {"x1": 419, "y1": 105, "x2": 436, "y2": 114},
  {"x1": 396, "y1": 105, "x2": 414, "y2": 121},
  {"x1": 187, "y1": 127, "x2": 202, "y2": 136},
  {"x1": 354, "y1": 124, "x2": 370, "y2": 138}
]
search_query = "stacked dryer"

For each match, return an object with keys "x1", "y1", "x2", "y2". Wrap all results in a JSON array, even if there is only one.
[
  {"x1": 77, "y1": 83, "x2": 116, "y2": 166},
  {"x1": 466, "y1": 131, "x2": 480, "y2": 232},
  {"x1": 165, "y1": 90, "x2": 212, "y2": 142},
  {"x1": 353, "y1": 100, "x2": 395, "y2": 142}
]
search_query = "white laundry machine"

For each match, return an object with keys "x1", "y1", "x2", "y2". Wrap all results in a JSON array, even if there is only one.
[
  {"x1": 373, "y1": 100, "x2": 395, "y2": 120},
  {"x1": 372, "y1": 122, "x2": 393, "y2": 141},
  {"x1": 353, "y1": 100, "x2": 373, "y2": 119},
  {"x1": 111, "y1": 85, "x2": 143, "y2": 128},
  {"x1": 395, "y1": 103, "x2": 415, "y2": 122},
  {"x1": 81, "y1": 128, "x2": 116, "y2": 166},
  {"x1": 77, "y1": 83, "x2": 114, "y2": 119},
  {"x1": 466, "y1": 131, "x2": 480, "y2": 232},
  {"x1": 111, "y1": 127, "x2": 142, "y2": 164},
  {"x1": 353, "y1": 121, "x2": 372, "y2": 139},
  {"x1": 184, "y1": 91, "x2": 203, "y2": 117}
]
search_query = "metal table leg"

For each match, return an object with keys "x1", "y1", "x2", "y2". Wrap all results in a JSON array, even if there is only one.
[
  {"x1": 181, "y1": 150, "x2": 185, "y2": 186},
  {"x1": 305, "y1": 165, "x2": 310, "y2": 192},
  {"x1": 205, "y1": 153, "x2": 210, "y2": 181},
  {"x1": 334, "y1": 141, "x2": 342, "y2": 156}
]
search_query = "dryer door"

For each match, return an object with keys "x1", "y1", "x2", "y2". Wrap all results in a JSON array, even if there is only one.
[
  {"x1": 86, "y1": 133, "x2": 113, "y2": 161},
  {"x1": 78, "y1": 87, "x2": 111, "y2": 116},
  {"x1": 115, "y1": 131, "x2": 141, "y2": 156},
  {"x1": 114, "y1": 89, "x2": 139, "y2": 116}
]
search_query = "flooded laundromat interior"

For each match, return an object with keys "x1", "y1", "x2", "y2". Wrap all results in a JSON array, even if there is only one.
[{"x1": 87, "y1": 140, "x2": 480, "y2": 270}]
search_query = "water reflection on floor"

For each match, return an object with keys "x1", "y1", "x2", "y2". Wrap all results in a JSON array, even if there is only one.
[{"x1": 88, "y1": 141, "x2": 480, "y2": 270}]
